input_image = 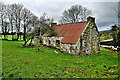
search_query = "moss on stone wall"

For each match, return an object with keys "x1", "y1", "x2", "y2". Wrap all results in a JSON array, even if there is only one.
[{"x1": 81, "y1": 22, "x2": 100, "y2": 55}]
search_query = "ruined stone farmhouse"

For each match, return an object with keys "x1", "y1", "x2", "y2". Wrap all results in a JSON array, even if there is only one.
[{"x1": 35, "y1": 16, "x2": 100, "y2": 55}]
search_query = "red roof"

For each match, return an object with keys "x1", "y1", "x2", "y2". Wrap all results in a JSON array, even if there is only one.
[{"x1": 56, "y1": 22, "x2": 87, "y2": 44}]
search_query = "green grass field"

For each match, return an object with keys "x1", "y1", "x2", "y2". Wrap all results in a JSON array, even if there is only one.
[
  {"x1": 2, "y1": 35, "x2": 23, "y2": 41},
  {"x1": 1, "y1": 35, "x2": 34, "y2": 44},
  {"x1": 1, "y1": 40, "x2": 119, "y2": 78},
  {"x1": 100, "y1": 34, "x2": 105, "y2": 41},
  {"x1": 100, "y1": 34, "x2": 113, "y2": 41}
]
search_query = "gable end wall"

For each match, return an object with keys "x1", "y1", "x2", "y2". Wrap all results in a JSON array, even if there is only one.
[{"x1": 80, "y1": 21, "x2": 100, "y2": 54}]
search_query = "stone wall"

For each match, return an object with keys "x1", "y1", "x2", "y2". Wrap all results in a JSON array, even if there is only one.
[
  {"x1": 60, "y1": 40, "x2": 81, "y2": 55},
  {"x1": 81, "y1": 22, "x2": 100, "y2": 54},
  {"x1": 42, "y1": 36, "x2": 63, "y2": 48},
  {"x1": 34, "y1": 37, "x2": 40, "y2": 45},
  {"x1": 42, "y1": 36, "x2": 81, "y2": 55}
]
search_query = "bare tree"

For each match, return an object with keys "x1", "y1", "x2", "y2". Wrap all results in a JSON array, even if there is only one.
[
  {"x1": 0, "y1": 2, "x2": 8, "y2": 39},
  {"x1": 59, "y1": 5, "x2": 92, "y2": 24},
  {"x1": 81, "y1": 7, "x2": 92, "y2": 21},
  {"x1": 30, "y1": 14, "x2": 39, "y2": 30},
  {"x1": 7, "y1": 4, "x2": 15, "y2": 40},
  {"x1": 23, "y1": 14, "x2": 39, "y2": 46},
  {"x1": 12, "y1": 3, "x2": 23, "y2": 40},
  {"x1": 39, "y1": 13, "x2": 55, "y2": 36},
  {"x1": 21, "y1": 7, "x2": 33, "y2": 41}
]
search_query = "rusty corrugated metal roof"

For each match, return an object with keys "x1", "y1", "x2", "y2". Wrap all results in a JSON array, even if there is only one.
[{"x1": 56, "y1": 22, "x2": 87, "y2": 44}]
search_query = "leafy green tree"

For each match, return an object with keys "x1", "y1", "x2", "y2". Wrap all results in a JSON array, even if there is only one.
[
  {"x1": 111, "y1": 25, "x2": 118, "y2": 48},
  {"x1": 111, "y1": 25, "x2": 120, "y2": 52}
]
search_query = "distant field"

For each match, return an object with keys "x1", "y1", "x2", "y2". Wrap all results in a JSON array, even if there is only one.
[
  {"x1": 1, "y1": 40, "x2": 119, "y2": 78},
  {"x1": 1, "y1": 35, "x2": 34, "y2": 44},
  {"x1": 2, "y1": 35, "x2": 23, "y2": 41},
  {"x1": 2, "y1": 34, "x2": 111, "y2": 42},
  {"x1": 100, "y1": 34, "x2": 105, "y2": 41},
  {"x1": 100, "y1": 34, "x2": 112, "y2": 41}
]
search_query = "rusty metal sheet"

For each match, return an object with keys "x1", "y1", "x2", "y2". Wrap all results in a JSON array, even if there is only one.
[{"x1": 56, "y1": 22, "x2": 87, "y2": 44}]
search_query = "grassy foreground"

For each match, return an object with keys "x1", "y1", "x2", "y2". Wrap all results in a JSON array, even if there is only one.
[{"x1": 1, "y1": 40, "x2": 119, "y2": 78}]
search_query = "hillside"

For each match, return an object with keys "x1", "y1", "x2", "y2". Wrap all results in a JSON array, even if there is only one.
[
  {"x1": 99, "y1": 30, "x2": 113, "y2": 41},
  {"x1": 1, "y1": 40, "x2": 118, "y2": 78}
]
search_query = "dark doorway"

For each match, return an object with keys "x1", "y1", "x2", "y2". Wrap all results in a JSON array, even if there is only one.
[
  {"x1": 56, "y1": 40, "x2": 60, "y2": 47},
  {"x1": 49, "y1": 40, "x2": 51, "y2": 44}
]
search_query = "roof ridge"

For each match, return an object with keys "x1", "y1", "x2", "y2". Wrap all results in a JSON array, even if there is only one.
[{"x1": 57, "y1": 21, "x2": 87, "y2": 26}]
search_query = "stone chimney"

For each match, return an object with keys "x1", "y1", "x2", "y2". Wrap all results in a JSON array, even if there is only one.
[
  {"x1": 87, "y1": 16, "x2": 95, "y2": 23},
  {"x1": 51, "y1": 23, "x2": 57, "y2": 27}
]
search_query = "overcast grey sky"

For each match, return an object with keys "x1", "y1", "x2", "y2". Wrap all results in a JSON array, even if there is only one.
[{"x1": 0, "y1": 0, "x2": 119, "y2": 31}]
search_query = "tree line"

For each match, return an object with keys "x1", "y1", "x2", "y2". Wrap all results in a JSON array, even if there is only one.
[
  {"x1": 0, "y1": 2, "x2": 57, "y2": 41},
  {"x1": 0, "y1": 2, "x2": 40, "y2": 41}
]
